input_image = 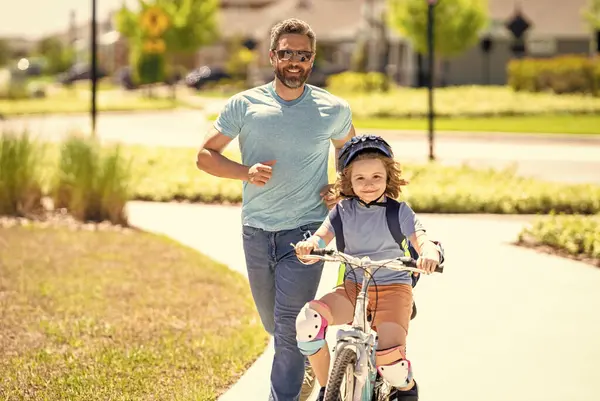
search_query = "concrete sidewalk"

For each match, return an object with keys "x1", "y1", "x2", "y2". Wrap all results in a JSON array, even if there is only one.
[{"x1": 127, "y1": 201, "x2": 600, "y2": 401}]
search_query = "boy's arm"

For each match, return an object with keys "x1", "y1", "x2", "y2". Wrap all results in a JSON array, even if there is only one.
[
  {"x1": 307, "y1": 222, "x2": 335, "y2": 248},
  {"x1": 399, "y1": 205, "x2": 442, "y2": 262},
  {"x1": 408, "y1": 230, "x2": 440, "y2": 258}
]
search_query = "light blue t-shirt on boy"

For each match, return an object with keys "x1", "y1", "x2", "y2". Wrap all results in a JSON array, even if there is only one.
[{"x1": 214, "y1": 82, "x2": 352, "y2": 231}]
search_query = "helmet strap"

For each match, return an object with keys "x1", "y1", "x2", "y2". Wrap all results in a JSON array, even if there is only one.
[{"x1": 356, "y1": 193, "x2": 386, "y2": 208}]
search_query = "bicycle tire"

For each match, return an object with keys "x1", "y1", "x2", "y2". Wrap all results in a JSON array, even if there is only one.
[{"x1": 324, "y1": 347, "x2": 357, "y2": 401}]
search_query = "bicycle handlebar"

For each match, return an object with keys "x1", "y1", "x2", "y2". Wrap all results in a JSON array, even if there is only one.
[{"x1": 305, "y1": 247, "x2": 444, "y2": 274}]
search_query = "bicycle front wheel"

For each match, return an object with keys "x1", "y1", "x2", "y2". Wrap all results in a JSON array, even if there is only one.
[{"x1": 324, "y1": 347, "x2": 357, "y2": 401}]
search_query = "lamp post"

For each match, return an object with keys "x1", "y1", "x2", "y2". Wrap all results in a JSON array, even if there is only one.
[
  {"x1": 91, "y1": 0, "x2": 98, "y2": 137},
  {"x1": 427, "y1": 0, "x2": 437, "y2": 161}
]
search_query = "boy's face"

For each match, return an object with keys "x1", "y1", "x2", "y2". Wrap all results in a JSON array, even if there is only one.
[{"x1": 350, "y1": 158, "x2": 387, "y2": 203}]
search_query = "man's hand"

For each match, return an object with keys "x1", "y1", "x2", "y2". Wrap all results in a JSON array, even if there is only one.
[
  {"x1": 416, "y1": 242, "x2": 441, "y2": 274},
  {"x1": 320, "y1": 184, "x2": 339, "y2": 210},
  {"x1": 248, "y1": 160, "x2": 276, "y2": 186}
]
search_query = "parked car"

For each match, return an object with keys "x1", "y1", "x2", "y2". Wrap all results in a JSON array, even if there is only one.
[
  {"x1": 185, "y1": 66, "x2": 231, "y2": 90},
  {"x1": 57, "y1": 63, "x2": 107, "y2": 85}
]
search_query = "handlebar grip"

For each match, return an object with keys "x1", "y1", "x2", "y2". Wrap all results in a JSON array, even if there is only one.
[
  {"x1": 398, "y1": 257, "x2": 444, "y2": 273},
  {"x1": 397, "y1": 256, "x2": 417, "y2": 268},
  {"x1": 310, "y1": 248, "x2": 334, "y2": 256}
]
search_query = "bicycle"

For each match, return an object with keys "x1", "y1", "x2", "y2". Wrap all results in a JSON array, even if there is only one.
[{"x1": 290, "y1": 244, "x2": 444, "y2": 401}]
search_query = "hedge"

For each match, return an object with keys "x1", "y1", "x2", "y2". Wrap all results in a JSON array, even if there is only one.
[{"x1": 507, "y1": 55, "x2": 600, "y2": 96}]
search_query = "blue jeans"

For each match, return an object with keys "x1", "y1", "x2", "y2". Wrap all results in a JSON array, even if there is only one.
[{"x1": 242, "y1": 222, "x2": 325, "y2": 401}]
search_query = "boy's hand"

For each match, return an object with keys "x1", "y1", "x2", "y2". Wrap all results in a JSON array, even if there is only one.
[
  {"x1": 295, "y1": 240, "x2": 318, "y2": 265},
  {"x1": 320, "y1": 184, "x2": 339, "y2": 210},
  {"x1": 417, "y1": 243, "x2": 440, "y2": 274}
]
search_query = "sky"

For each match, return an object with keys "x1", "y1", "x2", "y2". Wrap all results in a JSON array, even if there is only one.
[{"x1": 0, "y1": 0, "x2": 139, "y2": 39}]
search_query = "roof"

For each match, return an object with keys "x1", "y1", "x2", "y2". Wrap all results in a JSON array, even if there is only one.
[{"x1": 220, "y1": 0, "x2": 365, "y2": 41}]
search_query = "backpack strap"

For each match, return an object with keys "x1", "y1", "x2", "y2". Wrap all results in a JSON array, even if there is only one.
[
  {"x1": 385, "y1": 198, "x2": 406, "y2": 247},
  {"x1": 385, "y1": 199, "x2": 420, "y2": 260},
  {"x1": 329, "y1": 203, "x2": 345, "y2": 252}
]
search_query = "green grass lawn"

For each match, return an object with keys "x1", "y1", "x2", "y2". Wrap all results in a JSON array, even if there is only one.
[
  {"x1": 0, "y1": 226, "x2": 268, "y2": 400},
  {"x1": 201, "y1": 85, "x2": 600, "y2": 135},
  {"x1": 352, "y1": 114, "x2": 600, "y2": 135},
  {"x1": 0, "y1": 92, "x2": 180, "y2": 116},
  {"x1": 205, "y1": 112, "x2": 599, "y2": 135}
]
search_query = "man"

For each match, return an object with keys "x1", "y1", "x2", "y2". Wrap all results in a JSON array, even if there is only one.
[{"x1": 196, "y1": 18, "x2": 355, "y2": 401}]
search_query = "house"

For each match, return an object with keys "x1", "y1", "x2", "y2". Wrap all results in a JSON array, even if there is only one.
[
  {"x1": 444, "y1": 0, "x2": 594, "y2": 86},
  {"x1": 198, "y1": 0, "x2": 417, "y2": 86},
  {"x1": 199, "y1": 0, "x2": 596, "y2": 87},
  {"x1": 40, "y1": 0, "x2": 598, "y2": 86}
]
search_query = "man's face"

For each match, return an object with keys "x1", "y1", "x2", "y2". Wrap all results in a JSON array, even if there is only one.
[{"x1": 270, "y1": 34, "x2": 314, "y2": 89}]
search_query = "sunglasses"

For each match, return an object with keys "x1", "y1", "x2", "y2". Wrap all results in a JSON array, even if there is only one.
[{"x1": 275, "y1": 49, "x2": 314, "y2": 62}]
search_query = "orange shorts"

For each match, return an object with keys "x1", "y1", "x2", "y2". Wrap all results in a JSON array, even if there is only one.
[{"x1": 316, "y1": 280, "x2": 413, "y2": 349}]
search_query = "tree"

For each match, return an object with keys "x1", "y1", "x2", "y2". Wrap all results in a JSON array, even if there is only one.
[
  {"x1": 387, "y1": 0, "x2": 488, "y2": 58},
  {"x1": 0, "y1": 39, "x2": 11, "y2": 67},
  {"x1": 583, "y1": 0, "x2": 600, "y2": 28},
  {"x1": 582, "y1": 0, "x2": 600, "y2": 54},
  {"x1": 116, "y1": 0, "x2": 219, "y2": 61},
  {"x1": 36, "y1": 36, "x2": 74, "y2": 74},
  {"x1": 116, "y1": 0, "x2": 218, "y2": 88}
]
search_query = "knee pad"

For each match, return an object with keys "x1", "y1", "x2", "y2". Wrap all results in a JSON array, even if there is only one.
[
  {"x1": 376, "y1": 346, "x2": 413, "y2": 388},
  {"x1": 295, "y1": 301, "x2": 332, "y2": 356}
]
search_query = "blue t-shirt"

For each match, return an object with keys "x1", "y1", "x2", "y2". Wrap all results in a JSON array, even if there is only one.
[
  {"x1": 214, "y1": 82, "x2": 352, "y2": 231},
  {"x1": 323, "y1": 198, "x2": 425, "y2": 286}
]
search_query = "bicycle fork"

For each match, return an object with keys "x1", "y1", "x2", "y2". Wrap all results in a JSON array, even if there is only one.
[{"x1": 334, "y1": 330, "x2": 378, "y2": 401}]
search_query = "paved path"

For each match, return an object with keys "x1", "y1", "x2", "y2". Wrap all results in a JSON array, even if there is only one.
[
  {"x1": 2, "y1": 111, "x2": 599, "y2": 184},
  {"x1": 126, "y1": 201, "x2": 600, "y2": 401}
]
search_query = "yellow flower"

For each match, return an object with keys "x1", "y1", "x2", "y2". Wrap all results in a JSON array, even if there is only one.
[{"x1": 140, "y1": 6, "x2": 169, "y2": 37}]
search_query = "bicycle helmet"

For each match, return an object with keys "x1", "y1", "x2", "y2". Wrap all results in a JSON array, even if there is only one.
[{"x1": 337, "y1": 134, "x2": 394, "y2": 171}]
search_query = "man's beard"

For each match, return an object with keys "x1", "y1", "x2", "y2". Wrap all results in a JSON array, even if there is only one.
[{"x1": 275, "y1": 64, "x2": 312, "y2": 89}]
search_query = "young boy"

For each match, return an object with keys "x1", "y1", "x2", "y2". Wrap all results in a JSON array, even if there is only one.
[{"x1": 293, "y1": 135, "x2": 442, "y2": 401}]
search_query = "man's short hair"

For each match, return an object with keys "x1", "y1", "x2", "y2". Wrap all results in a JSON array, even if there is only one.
[{"x1": 269, "y1": 18, "x2": 316, "y2": 51}]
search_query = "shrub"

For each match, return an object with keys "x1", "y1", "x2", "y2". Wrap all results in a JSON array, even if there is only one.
[
  {"x1": 0, "y1": 130, "x2": 46, "y2": 216},
  {"x1": 121, "y1": 146, "x2": 600, "y2": 215},
  {"x1": 52, "y1": 135, "x2": 132, "y2": 225},
  {"x1": 326, "y1": 72, "x2": 391, "y2": 93},
  {"x1": 508, "y1": 55, "x2": 600, "y2": 96},
  {"x1": 517, "y1": 214, "x2": 600, "y2": 263}
]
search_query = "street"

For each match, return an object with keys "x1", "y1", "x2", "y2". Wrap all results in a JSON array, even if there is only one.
[
  {"x1": 127, "y1": 202, "x2": 600, "y2": 401},
  {"x1": 2, "y1": 110, "x2": 599, "y2": 184}
]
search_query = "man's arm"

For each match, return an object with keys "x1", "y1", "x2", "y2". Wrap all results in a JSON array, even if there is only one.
[
  {"x1": 331, "y1": 124, "x2": 356, "y2": 173},
  {"x1": 196, "y1": 127, "x2": 249, "y2": 181}
]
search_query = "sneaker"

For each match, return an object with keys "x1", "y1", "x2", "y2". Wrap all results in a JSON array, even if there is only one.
[
  {"x1": 316, "y1": 386, "x2": 326, "y2": 401},
  {"x1": 299, "y1": 363, "x2": 317, "y2": 401},
  {"x1": 410, "y1": 301, "x2": 417, "y2": 320},
  {"x1": 389, "y1": 380, "x2": 419, "y2": 401}
]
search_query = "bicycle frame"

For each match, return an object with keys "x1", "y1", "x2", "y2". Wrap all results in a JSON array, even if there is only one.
[{"x1": 293, "y1": 246, "x2": 432, "y2": 401}]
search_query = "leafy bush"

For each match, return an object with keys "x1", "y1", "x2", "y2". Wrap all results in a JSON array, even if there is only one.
[
  {"x1": 122, "y1": 146, "x2": 600, "y2": 215},
  {"x1": 326, "y1": 72, "x2": 391, "y2": 94},
  {"x1": 508, "y1": 55, "x2": 600, "y2": 96},
  {"x1": 12, "y1": 142, "x2": 599, "y2": 217},
  {"x1": 53, "y1": 135, "x2": 132, "y2": 225},
  {"x1": 517, "y1": 214, "x2": 600, "y2": 263},
  {"x1": 0, "y1": 130, "x2": 46, "y2": 216},
  {"x1": 0, "y1": 74, "x2": 29, "y2": 100}
]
